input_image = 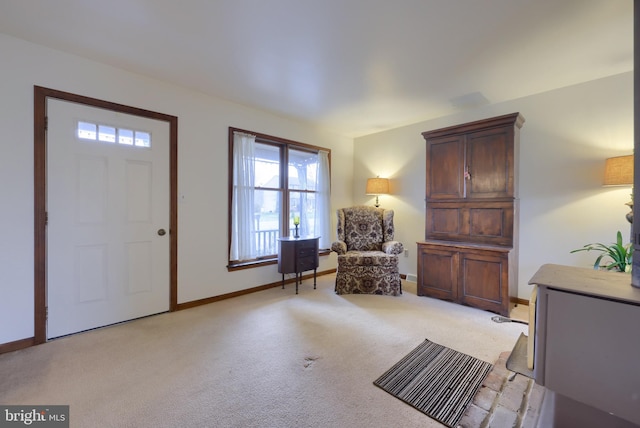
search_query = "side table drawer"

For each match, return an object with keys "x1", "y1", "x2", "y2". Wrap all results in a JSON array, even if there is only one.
[
  {"x1": 297, "y1": 240, "x2": 317, "y2": 250},
  {"x1": 297, "y1": 256, "x2": 317, "y2": 271},
  {"x1": 298, "y1": 247, "x2": 317, "y2": 258}
]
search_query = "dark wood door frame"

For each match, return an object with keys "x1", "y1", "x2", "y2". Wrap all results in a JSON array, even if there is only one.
[
  {"x1": 632, "y1": 1, "x2": 639, "y2": 287},
  {"x1": 33, "y1": 86, "x2": 178, "y2": 344}
]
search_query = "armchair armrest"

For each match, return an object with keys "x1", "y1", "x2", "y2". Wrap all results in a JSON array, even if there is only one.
[
  {"x1": 331, "y1": 240, "x2": 347, "y2": 255},
  {"x1": 382, "y1": 241, "x2": 404, "y2": 255}
]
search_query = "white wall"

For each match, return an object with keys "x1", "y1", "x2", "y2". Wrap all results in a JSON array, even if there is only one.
[
  {"x1": 0, "y1": 34, "x2": 353, "y2": 344},
  {"x1": 354, "y1": 72, "x2": 633, "y2": 299}
]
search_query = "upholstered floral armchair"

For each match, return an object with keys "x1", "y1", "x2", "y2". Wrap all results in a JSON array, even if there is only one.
[{"x1": 331, "y1": 206, "x2": 403, "y2": 296}]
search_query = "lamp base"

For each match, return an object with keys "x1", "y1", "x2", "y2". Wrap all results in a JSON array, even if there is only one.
[{"x1": 625, "y1": 199, "x2": 633, "y2": 223}]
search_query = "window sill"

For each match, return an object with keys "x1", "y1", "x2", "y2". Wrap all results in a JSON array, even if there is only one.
[{"x1": 227, "y1": 249, "x2": 331, "y2": 272}]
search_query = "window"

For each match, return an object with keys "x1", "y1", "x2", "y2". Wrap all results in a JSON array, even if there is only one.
[
  {"x1": 228, "y1": 128, "x2": 331, "y2": 268},
  {"x1": 76, "y1": 120, "x2": 151, "y2": 148}
]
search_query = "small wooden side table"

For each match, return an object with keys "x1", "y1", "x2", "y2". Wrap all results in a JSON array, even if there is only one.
[{"x1": 277, "y1": 236, "x2": 319, "y2": 294}]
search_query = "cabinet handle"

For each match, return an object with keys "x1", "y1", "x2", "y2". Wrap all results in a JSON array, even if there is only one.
[{"x1": 464, "y1": 165, "x2": 471, "y2": 180}]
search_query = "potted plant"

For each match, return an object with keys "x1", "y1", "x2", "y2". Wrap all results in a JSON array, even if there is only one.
[{"x1": 570, "y1": 231, "x2": 633, "y2": 273}]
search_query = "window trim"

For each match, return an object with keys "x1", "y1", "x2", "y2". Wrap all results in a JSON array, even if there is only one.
[{"x1": 227, "y1": 127, "x2": 331, "y2": 270}]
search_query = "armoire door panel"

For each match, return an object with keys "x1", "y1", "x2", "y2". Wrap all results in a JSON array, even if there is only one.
[
  {"x1": 460, "y1": 251, "x2": 508, "y2": 313},
  {"x1": 426, "y1": 136, "x2": 465, "y2": 199},
  {"x1": 429, "y1": 207, "x2": 461, "y2": 235},
  {"x1": 469, "y1": 208, "x2": 503, "y2": 237},
  {"x1": 466, "y1": 127, "x2": 514, "y2": 199},
  {"x1": 417, "y1": 246, "x2": 458, "y2": 301}
]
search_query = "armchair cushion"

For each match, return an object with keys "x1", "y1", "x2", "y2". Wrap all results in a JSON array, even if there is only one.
[{"x1": 339, "y1": 250, "x2": 398, "y2": 267}]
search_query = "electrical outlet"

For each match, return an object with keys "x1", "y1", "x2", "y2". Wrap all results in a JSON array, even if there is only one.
[{"x1": 404, "y1": 249, "x2": 409, "y2": 257}]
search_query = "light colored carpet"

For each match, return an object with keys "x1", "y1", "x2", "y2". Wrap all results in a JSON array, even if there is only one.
[{"x1": 0, "y1": 274, "x2": 527, "y2": 428}]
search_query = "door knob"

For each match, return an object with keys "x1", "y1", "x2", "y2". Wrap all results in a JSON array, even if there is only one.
[{"x1": 157, "y1": 229, "x2": 166, "y2": 236}]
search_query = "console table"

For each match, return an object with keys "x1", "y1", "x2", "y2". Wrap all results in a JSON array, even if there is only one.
[{"x1": 278, "y1": 236, "x2": 319, "y2": 294}]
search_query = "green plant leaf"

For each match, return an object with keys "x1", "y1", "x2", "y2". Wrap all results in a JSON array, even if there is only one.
[
  {"x1": 570, "y1": 231, "x2": 633, "y2": 273},
  {"x1": 593, "y1": 254, "x2": 605, "y2": 270}
]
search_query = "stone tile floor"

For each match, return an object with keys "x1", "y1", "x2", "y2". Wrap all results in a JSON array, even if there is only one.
[{"x1": 457, "y1": 351, "x2": 545, "y2": 428}]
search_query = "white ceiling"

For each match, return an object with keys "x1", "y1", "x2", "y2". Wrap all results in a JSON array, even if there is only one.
[{"x1": 0, "y1": 0, "x2": 633, "y2": 137}]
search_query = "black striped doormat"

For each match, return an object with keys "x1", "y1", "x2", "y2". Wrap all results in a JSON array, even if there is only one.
[{"x1": 373, "y1": 339, "x2": 493, "y2": 427}]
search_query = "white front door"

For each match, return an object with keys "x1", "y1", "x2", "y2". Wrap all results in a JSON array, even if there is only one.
[{"x1": 46, "y1": 99, "x2": 170, "y2": 339}]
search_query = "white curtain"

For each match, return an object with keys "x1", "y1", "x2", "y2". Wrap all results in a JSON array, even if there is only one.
[
  {"x1": 316, "y1": 150, "x2": 331, "y2": 249},
  {"x1": 230, "y1": 131, "x2": 256, "y2": 261}
]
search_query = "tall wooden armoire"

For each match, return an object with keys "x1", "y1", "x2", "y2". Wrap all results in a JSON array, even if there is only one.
[{"x1": 417, "y1": 113, "x2": 525, "y2": 316}]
